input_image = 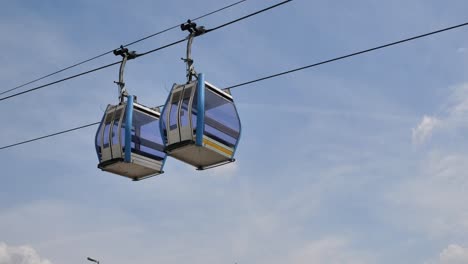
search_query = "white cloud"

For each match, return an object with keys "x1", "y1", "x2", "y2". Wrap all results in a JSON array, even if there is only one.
[
  {"x1": 439, "y1": 245, "x2": 468, "y2": 264},
  {"x1": 386, "y1": 152, "x2": 468, "y2": 236},
  {"x1": 0, "y1": 243, "x2": 51, "y2": 264},
  {"x1": 444, "y1": 83, "x2": 468, "y2": 115},
  {"x1": 398, "y1": 83, "x2": 468, "y2": 235},
  {"x1": 412, "y1": 115, "x2": 440, "y2": 144},
  {"x1": 427, "y1": 244, "x2": 468, "y2": 264},
  {"x1": 412, "y1": 83, "x2": 468, "y2": 145}
]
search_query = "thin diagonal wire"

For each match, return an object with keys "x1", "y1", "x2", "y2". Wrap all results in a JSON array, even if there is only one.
[
  {"x1": 0, "y1": 0, "x2": 292, "y2": 102},
  {"x1": 0, "y1": 122, "x2": 100, "y2": 150},
  {"x1": 225, "y1": 21, "x2": 468, "y2": 90},
  {"x1": 0, "y1": 61, "x2": 121, "y2": 102},
  {"x1": 206, "y1": 0, "x2": 292, "y2": 33},
  {"x1": 125, "y1": 0, "x2": 247, "y2": 47},
  {"x1": 2, "y1": 19, "x2": 468, "y2": 150},
  {"x1": 0, "y1": 0, "x2": 248, "y2": 96},
  {"x1": 137, "y1": 0, "x2": 292, "y2": 57}
]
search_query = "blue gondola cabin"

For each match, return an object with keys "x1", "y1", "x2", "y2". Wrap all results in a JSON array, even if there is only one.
[
  {"x1": 161, "y1": 73, "x2": 241, "y2": 170},
  {"x1": 95, "y1": 96, "x2": 166, "y2": 180}
]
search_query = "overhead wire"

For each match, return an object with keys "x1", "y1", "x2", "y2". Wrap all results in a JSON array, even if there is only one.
[
  {"x1": 134, "y1": 0, "x2": 293, "y2": 57},
  {"x1": 0, "y1": 0, "x2": 292, "y2": 102},
  {"x1": 0, "y1": 0, "x2": 248, "y2": 96},
  {"x1": 2, "y1": 19, "x2": 468, "y2": 151},
  {"x1": 225, "y1": 21, "x2": 468, "y2": 90},
  {"x1": 0, "y1": 122, "x2": 99, "y2": 150},
  {"x1": 0, "y1": 61, "x2": 121, "y2": 101}
]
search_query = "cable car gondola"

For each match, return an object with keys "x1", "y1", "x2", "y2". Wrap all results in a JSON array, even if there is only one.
[
  {"x1": 95, "y1": 47, "x2": 166, "y2": 180},
  {"x1": 160, "y1": 21, "x2": 241, "y2": 170}
]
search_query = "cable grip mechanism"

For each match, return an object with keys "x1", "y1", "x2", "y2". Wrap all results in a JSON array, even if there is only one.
[
  {"x1": 113, "y1": 45, "x2": 137, "y2": 103},
  {"x1": 181, "y1": 20, "x2": 206, "y2": 83}
]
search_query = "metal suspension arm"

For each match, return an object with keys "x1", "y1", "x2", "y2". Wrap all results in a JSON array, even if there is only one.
[
  {"x1": 181, "y1": 20, "x2": 206, "y2": 83},
  {"x1": 184, "y1": 33, "x2": 196, "y2": 82},
  {"x1": 113, "y1": 46, "x2": 137, "y2": 102}
]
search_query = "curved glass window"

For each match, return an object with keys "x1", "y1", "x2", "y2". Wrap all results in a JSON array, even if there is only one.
[
  {"x1": 95, "y1": 122, "x2": 105, "y2": 159},
  {"x1": 130, "y1": 109, "x2": 165, "y2": 160},
  {"x1": 180, "y1": 87, "x2": 192, "y2": 127},
  {"x1": 169, "y1": 91, "x2": 181, "y2": 131},
  {"x1": 102, "y1": 114, "x2": 113, "y2": 148},
  {"x1": 204, "y1": 88, "x2": 240, "y2": 147},
  {"x1": 111, "y1": 109, "x2": 123, "y2": 146},
  {"x1": 191, "y1": 88, "x2": 198, "y2": 131}
]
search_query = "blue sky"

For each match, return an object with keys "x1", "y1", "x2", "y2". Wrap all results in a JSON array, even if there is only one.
[{"x1": 1, "y1": 0, "x2": 468, "y2": 263}]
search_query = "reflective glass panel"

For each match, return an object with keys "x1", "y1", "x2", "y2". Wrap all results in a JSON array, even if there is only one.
[
  {"x1": 169, "y1": 91, "x2": 181, "y2": 131},
  {"x1": 111, "y1": 109, "x2": 123, "y2": 146},
  {"x1": 131, "y1": 109, "x2": 165, "y2": 160},
  {"x1": 102, "y1": 113, "x2": 113, "y2": 148},
  {"x1": 204, "y1": 88, "x2": 240, "y2": 147},
  {"x1": 180, "y1": 87, "x2": 192, "y2": 127}
]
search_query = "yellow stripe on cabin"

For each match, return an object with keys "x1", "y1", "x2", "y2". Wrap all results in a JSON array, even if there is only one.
[{"x1": 203, "y1": 138, "x2": 233, "y2": 156}]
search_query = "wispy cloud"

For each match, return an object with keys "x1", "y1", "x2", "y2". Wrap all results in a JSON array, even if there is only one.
[
  {"x1": 412, "y1": 83, "x2": 468, "y2": 145},
  {"x1": 386, "y1": 152, "x2": 468, "y2": 236},
  {"x1": 387, "y1": 83, "x2": 468, "y2": 259},
  {"x1": 0, "y1": 243, "x2": 51, "y2": 264},
  {"x1": 412, "y1": 115, "x2": 440, "y2": 144},
  {"x1": 426, "y1": 244, "x2": 468, "y2": 264}
]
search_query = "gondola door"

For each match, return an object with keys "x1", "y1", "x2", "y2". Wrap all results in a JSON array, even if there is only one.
[
  {"x1": 179, "y1": 83, "x2": 196, "y2": 143},
  {"x1": 100, "y1": 104, "x2": 125, "y2": 161},
  {"x1": 166, "y1": 85, "x2": 184, "y2": 145},
  {"x1": 165, "y1": 82, "x2": 198, "y2": 146}
]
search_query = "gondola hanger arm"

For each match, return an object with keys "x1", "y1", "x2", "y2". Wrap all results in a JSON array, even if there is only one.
[
  {"x1": 180, "y1": 20, "x2": 206, "y2": 83},
  {"x1": 113, "y1": 46, "x2": 138, "y2": 103}
]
